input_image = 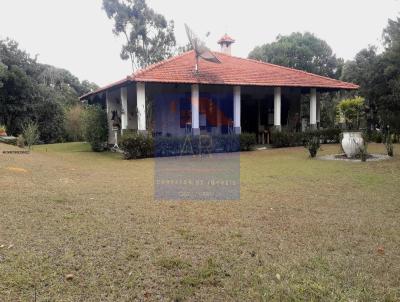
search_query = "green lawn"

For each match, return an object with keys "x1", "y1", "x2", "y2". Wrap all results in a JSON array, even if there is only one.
[{"x1": 0, "y1": 142, "x2": 399, "y2": 301}]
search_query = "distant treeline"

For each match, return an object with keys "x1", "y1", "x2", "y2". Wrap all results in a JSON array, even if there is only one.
[{"x1": 0, "y1": 38, "x2": 98, "y2": 143}]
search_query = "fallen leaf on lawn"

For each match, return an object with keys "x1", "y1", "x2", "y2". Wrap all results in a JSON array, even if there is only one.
[
  {"x1": 65, "y1": 274, "x2": 74, "y2": 281},
  {"x1": 377, "y1": 246, "x2": 385, "y2": 255}
]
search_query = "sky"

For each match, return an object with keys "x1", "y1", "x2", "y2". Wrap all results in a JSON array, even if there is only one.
[{"x1": 0, "y1": 0, "x2": 399, "y2": 87}]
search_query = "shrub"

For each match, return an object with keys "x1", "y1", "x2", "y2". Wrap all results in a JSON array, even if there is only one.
[
  {"x1": 359, "y1": 132, "x2": 369, "y2": 162},
  {"x1": 304, "y1": 134, "x2": 320, "y2": 158},
  {"x1": 153, "y1": 134, "x2": 238, "y2": 157},
  {"x1": 271, "y1": 128, "x2": 342, "y2": 148},
  {"x1": 120, "y1": 132, "x2": 154, "y2": 159},
  {"x1": 271, "y1": 131, "x2": 303, "y2": 147},
  {"x1": 36, "y1": 98, "x2": 66, "y2": 144},
  {"x1": 16, "y1": 134, "x2": 25, "y2": 148},
  {"x1": 120, "y1": 133, "x2": 253, "y2": 160},
  {"x1": 385, "y1": 134, "x2": 394, "y2": 157},
  {"x1": 65, "y1": 105, "x2": 84, "y2": 141},
  {"x1": 319, "y1": 128, "x2": 341, "y2": 143},
  {"x1": 212, "y1": 134, "x2": 240, "y2": 153},
  {"x1": 365, "y1": 131, "x2": 383, "y2": 143},
  {"x1": 239, "y1": 133, "x2": 257, "y2": 151},
  {"x1": 22, "y1": 121, "x2": 40, "y2": 149},
  {"x1": 82, "y1": 105, "x2": 108, "y2": 152}
]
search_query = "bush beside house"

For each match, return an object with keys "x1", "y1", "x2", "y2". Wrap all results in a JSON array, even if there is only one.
[
  {"x1": 120, "y1": 132, "x2": 154, "y2": 159},
  {"x1": 120, "y1": 133, "x2": 256, "y2": 160},
  {"x1": 82, "y1": 105, "x2": 108, "y2": 152},
  {"x1": 270, "y1": 128, "x2": 341, "y2": 148}
]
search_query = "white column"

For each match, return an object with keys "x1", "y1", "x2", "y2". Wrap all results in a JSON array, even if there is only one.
[
  {"x1": 191, "y1": 84, "x2": 200, "y2": 135},
  {"x1": 105, "y1": 91, "x2": 110, "y2": 114},
  {"x1": 233, "y1": 86, "x2": 241, "y2": 134},
  {"x1": 316, "y1": 94, "x2": 321, "y2": 125},
  {"x1": 136, "y1": 82, "x2": 146, "y2": 132},
  {"x1": 121, "y1": 86, "x2": 128, "y2": 132},
  {"x1": 310, "y1": 88, "x2": 317, "y2": 129},
  {"x1": 105, "y1": 91, "x2": 114, "y2": 145},
  {"x1": 274, "y1": 87, "x2": 282, "y2": 131}
]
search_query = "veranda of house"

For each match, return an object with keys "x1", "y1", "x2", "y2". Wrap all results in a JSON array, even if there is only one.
[{"x1": 84, "y1": 81, "x2": 342, "y2": 145}]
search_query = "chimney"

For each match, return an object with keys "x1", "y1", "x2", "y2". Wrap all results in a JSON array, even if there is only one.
[{"x1": 218, "y1": 34, "x2": 235, "y2": 55}]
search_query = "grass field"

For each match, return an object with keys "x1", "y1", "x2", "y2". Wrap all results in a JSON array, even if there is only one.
[{"x1": 1, "y1": 142, "x2": 399, "y2": 301}]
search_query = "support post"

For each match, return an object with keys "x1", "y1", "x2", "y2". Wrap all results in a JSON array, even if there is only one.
[
  {"x1": 310, "y1": 88, "x2": 317, "y2": 130},
  {"x1": 106, "y1": 90, "x2": 113, "y2": 145},
  {"x1": 233, "y1": 86, "x2": 241, "y2": 134},
  {"x1": 121, "y1": 86, "x2": 128, "y2": 133},
  {"x1": 191, "y1": 84, "x2": 200, "y2": 135},
  {"x1": 316, "y1": 94, "x2": 321, "y2": 128},
  {"x1": 274, "y1": 87, "x2": 282, "y2": 131},
  {"x1": 136, "y1": 82, "x2": 146, "y2": 133}
]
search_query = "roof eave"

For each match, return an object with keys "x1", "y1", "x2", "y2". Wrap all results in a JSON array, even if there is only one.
[{"x1": 79, "y1": 77, "x2": 133, "y2": 100}]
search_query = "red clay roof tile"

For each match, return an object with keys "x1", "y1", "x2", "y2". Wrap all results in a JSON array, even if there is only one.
[
  {"x1": 80, "y1": 50, "x2": 358, "y2": 99},
  {"x1": 132, "y1": 50, "x2": 359, "y2": 89}
]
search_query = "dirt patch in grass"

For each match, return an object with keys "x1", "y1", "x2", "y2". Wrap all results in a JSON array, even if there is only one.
[{"x1": 0, "y1": 142, "x2": 400, "y2": 301}]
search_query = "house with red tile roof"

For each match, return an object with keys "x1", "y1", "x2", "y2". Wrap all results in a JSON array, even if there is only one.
[{"x1": 80, "y1": 35, "x2": 358, "y2": 145}]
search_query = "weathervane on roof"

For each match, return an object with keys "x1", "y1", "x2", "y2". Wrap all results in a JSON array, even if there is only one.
[{"x1": 184, "y1": 24, "x2": 221, "y2": 73}]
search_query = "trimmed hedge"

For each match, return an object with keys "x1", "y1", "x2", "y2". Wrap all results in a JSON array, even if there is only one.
[
  {"x1": 365, "y1": 131, "x2": 384, "y2": 143},
  {"x1": 240, "y1": 132, "x2": 257, "y2": 151},
  {"x1": 120, "y1": 132, "x2": 256, "y2": 160},
  {"x1": 120, "y1": 132, "x2": 154, "y2": 159},
  {"x1": 271, "y1": 128, "x2": 342, "y2": 148}
]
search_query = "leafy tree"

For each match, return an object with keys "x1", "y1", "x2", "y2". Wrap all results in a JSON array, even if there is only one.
[
  {"x1": 248, "y1": 32, "x2": 343, "y2": 79},
  {"x1": 342, "y1": 16, "x2": 400, "y2": 133},
  {"x1": 0, "y1": 38, "x2": 98, "y2": 142},
  {"x1": 249, "y1": 32, "x2": 345, "y2": 128},
  {"x1": 82, "y1": 105, "x2": 108, "y2": 152},
  {"x1": 0, "y1": 62, "x2": 7, "y2": 88},
  {"x1": 341, "y1": 47, "x2": 385, "y2": 131},
  {"x1": 102, "y1": 0, "x2": 176, "y2": 71},
  {"x1": 0, "y1": 64, "x2": 36, "y2": 135},
  {"x1": 381, "y1": 16, "x2": 400, "y2": 132},
  {"x1": 176, "y1": 42, "x2": 193, "y2": 55},
  {"x1": 80, "y1": 80, "x2": 99, "y2": 95},
  {"x1": 34, "y1": 86, "x2": 66, "y2": 143}
]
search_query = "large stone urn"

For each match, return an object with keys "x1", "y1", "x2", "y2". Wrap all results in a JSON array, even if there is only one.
[{"x1": 341, "y1": 131, "x2": 364, "y2": 158}]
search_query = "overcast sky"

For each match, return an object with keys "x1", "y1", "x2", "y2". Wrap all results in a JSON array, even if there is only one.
[{"x1": 0, "y1": 0, "x2": 399, "y2": 86}]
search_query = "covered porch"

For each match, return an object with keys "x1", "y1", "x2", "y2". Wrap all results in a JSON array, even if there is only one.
[{"x1": 88, "y1": 82, "x2": 323, "y2": 145}]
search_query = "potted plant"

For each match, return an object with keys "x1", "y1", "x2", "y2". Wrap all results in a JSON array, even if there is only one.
[
  {"x1": 337, "y1": 97, "x2": 365, "y2": 158},
  {"x1": 0, "y1": 125, "x2": 7, "y2": 137}
]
